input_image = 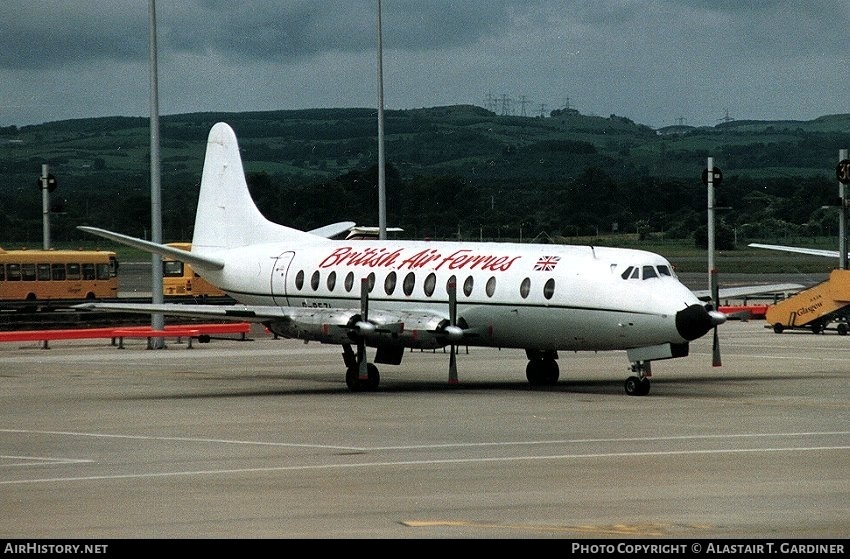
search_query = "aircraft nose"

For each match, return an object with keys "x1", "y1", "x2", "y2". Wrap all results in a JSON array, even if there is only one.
[{"x1": 675, "y1": 303, "x2": 726, "y2": 341}]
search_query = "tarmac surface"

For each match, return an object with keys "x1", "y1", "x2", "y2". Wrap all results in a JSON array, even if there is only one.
[{"x1": 0, "y1": 317, "x2": 848, "y2": 539}]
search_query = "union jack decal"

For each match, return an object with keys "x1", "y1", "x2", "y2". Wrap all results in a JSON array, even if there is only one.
[{"x1": 533, "y1": 255, "x2": 561, "y2": 271}]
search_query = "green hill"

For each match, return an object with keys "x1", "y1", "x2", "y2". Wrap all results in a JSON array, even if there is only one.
[{"x1": 0, "y1": 106, "x2": 848, "y2": 249}]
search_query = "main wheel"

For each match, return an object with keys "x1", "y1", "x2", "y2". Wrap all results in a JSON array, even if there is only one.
[
  {"x1": 625, "y1": 376, "x2": 650, "y2": 396},
  {"x1": 365, "y1": 363, "x2": 380, "y2": 391},
  {"x1": 526, "y1": 359, "x2": 559, "y2": 386},
  {"x1": 345, "y1": 363, "x2": 380, "y2": 391},
  {"x1": 345, "y1": 366, "x2": 361, "y2": 391}
]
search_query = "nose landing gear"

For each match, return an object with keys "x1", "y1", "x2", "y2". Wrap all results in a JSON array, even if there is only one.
[{"x1": 625, "y1": 360, "x2": 651, "y2": 396}]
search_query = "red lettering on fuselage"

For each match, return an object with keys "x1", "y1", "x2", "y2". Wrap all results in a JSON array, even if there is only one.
[
  {"x1": 398, "y1": 249, "x2": 442, "y2": 270},
  {"x1": 434, "y1": 249, "x2": 521, "y2": 271},
  {"x1": 319, "y1": 246, "x2": 402, "y2": 268},
  {"x1": 318, "y1": 246, "x2": 522, "y2": 272}
]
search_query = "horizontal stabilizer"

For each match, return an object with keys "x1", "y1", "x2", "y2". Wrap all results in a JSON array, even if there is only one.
[
  {"x1": 77, "y1": 226, "x2": 225, "y2": 271},
  {"x1": 307, "y1": 221, "x2": 357, "y2": 238}
]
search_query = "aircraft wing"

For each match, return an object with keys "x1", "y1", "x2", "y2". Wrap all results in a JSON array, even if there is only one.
[
  {"x1": 75, "y1": 301, "x2": 291, "y2": 322},
  {"x1": 692, "y1": 283, "x2": 805, "y2": 302},
  {"x1": 74, "y1": 301, "x2": 458, "y2": 347},
  {"x1": 748, "y1": 243, "x2": 841, "y2": 258}
]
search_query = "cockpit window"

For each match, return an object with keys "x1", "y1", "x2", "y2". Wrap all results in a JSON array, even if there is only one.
[{"x1": 621, "y1": 264, "x2": 670, "y2": 280}]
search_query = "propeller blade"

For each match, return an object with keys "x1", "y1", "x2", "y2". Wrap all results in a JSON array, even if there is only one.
[
  {"x1": 358, "y1": 277, "x2": 369, "y2": 379},
  {"x1": 447, "y1": 278, "x2": 459, "y2": 384},
  {"x1": 360, "y1": 277, "x2": 369, "y2": 323},
  {"x1": 712, "y1": 325, "x2": 722, "y2": 367}
]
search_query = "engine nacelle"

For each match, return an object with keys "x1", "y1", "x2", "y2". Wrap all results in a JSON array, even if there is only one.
[{"x1": 265, "y1": 309, "x2": 462, "y2": 350}]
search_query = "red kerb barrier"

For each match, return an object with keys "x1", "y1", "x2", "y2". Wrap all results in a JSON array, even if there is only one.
[{"x1": 0, "y1": 322, "x2": 252, "y2": 349}]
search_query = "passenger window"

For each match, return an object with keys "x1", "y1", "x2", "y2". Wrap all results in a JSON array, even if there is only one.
[
  {"x1": 21, "y1": 264, "x2": 36, "y2": 281},
  {"x1": 620, "y1": 266, "x2": 634, "y2": 280},
  {"x1": 366, "y1": 272, "x2": 375, "y2": 293},
  {"x1": 327, "y1": 271, "x2": 336, "y2": 291},
  {"x1": 344, "y1": 271, "x2": 354, "y2": 292},
  {"x1": 67, "y1": 263, "x2": 81, "y2": 280},
  {"x1": 543, "y1": 278, "x2": 555, "y2": 300},
  {"x1": 520, "y1": 277, "x2": 530, "y2": 298},
  {"x1": 486, "y1": 276, "x2": 496, "y2": 297},
  {"x1": 403, "y1": 272, "x2": 415, "y2": 296},
  {"x1": 424, "y1": 273, "x2": 436, "y2": 297},
  {"x1": 163, "y1": 261, "x2": 184, "y2": 277},
  {"x1": 295, "y1": 270, "x2": 304, "y2": 290},
  {"x1": 463, "y1": 276, "x2": 474, "y2": 297},
  {"x1": 37, "y1": 264, "x2": 51, "y2": 281},
  {"x1": 310, "y1": 270, "x2": 320, "y2": 290},
  {"x1": 51, "y1": 264, "x2": 65, "y2": 281},
  {"x1": 642, "y1": 265, "x2": 658, "y2": 279},
  {"x1": 384, "y1": 271, "x2": 397, "y2": 295}
]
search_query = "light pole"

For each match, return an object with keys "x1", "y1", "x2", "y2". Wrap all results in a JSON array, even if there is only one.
[
  {"x1": 148, "y1": 0, "x2": 164, "y2": 347},
  {"x1": 376, "y1": 0, "x2": 386, "y2": 240}
]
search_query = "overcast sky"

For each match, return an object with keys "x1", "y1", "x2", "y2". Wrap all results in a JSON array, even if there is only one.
[{"x1": 1, "y1": 1, "x2": 847, "y2": 129}]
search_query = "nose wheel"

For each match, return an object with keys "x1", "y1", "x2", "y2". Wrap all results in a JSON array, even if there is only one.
[{"x1": 625, "y1": 360, "x2": 651, "y2": 396}]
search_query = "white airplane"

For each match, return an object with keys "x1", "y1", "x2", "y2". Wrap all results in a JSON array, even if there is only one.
[{"x1": 77, "y1": 122, "x2": 728, "y2": 396}]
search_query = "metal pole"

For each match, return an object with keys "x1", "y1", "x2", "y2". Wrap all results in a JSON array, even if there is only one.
[
  {"x1": 707, "y1": 157, "x2": 716, "y2": 299},
  {"x1": 840, "y1": 149, "x2": 848, "y2": 270},
  {"x1": 149, "y1": 0, "x2": 164, "y2": 346},
  {"x1": 376, "y1": 0, "x2": 387, "y2": 240},
  {"x1": 41, "y1": 164, "x2": 50, "y2": 250}
]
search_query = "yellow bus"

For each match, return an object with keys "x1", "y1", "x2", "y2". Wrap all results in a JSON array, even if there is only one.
[
  {"x1": 163, "y1": 243, "x2": 226, "y2": 298},
  {"x1": 0, "y1": 247, "x2": 118, "y2": 302}
]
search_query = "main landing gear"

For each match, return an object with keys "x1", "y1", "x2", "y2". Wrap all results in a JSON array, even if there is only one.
[
  {"x1": 525, "y1": 350, "x2": 560, "y2": 386},
  {"x1": 624, "y1": 360, "x2": 651, "y2": 396},
  {"x1": 342, "y1": 344, "x2": 379, "y2": 392}
]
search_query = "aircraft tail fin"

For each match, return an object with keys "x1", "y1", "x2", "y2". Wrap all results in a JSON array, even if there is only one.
[{"x1": 192, "y1": 122, "x2": 317, "y2": 251}]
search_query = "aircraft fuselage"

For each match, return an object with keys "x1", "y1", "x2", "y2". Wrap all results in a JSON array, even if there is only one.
[{"x1": 204, "y1": 240, "x2": 698, "y2": 352}]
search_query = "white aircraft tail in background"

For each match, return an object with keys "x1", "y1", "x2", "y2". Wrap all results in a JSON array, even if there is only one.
[{"x1": 78, "y1": 122, "x2": 727, "y2": 396}]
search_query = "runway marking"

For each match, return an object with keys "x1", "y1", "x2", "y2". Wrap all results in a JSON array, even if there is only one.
[
  {"x1": 0, "y1": 455, "x2": 93, "y2": 467},
  {"x1": 1, "y1": 444, "x2": 849, "y2": 485},
  {"x1": 2, "y1": 428, "x2": 849, "y2": 452},
  {"x1": 693, "y1": 350, "x2": 850, "y2": 362},
  {"x1": 400, "y1": 520, "x2": 711, "y2": 536}
]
